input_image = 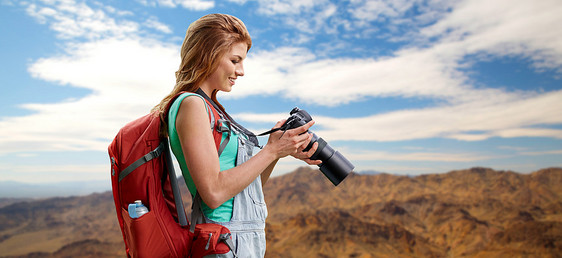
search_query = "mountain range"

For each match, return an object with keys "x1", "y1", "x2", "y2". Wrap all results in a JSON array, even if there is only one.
[
  {"x1": 0, "y1": 167, "x2": 561, "y2": 257},
  {"x1": 0, "y1": 180, "x2": 110, "y2": 199}
]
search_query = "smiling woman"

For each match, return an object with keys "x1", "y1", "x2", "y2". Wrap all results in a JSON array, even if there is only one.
[{"x1": 150, "y1": 13, "x2": 320, "y2": 257}]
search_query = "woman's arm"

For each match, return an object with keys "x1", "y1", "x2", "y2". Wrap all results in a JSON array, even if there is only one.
[
  {"x1": 176, "y1": 97, "x2": 313, "y2": 209},
  {"x1": 260, "y1": 159, "x2": 278, "y2": 186}
]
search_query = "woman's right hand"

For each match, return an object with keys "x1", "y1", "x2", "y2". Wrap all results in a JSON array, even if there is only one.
[{"x1": 264, "y1": 119, "x2": 315, "y2": 159}]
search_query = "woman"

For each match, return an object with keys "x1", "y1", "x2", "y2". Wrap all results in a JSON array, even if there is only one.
[{"x1": 153, "y1": 14, "x2": 320, "y2": 257}]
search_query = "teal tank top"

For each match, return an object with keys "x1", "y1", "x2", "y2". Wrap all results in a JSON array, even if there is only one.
[{"x1": 168, "y1": 93, "x2": 238, "y2": 222}]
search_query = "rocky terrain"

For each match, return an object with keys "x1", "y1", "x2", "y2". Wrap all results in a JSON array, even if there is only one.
[{"x1": 1, "y1": 167, "x2": 561, "y2": 257}]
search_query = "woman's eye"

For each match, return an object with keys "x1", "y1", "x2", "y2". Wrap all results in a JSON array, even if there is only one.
[{"x1": 232, "y1": 60, "x2": 239, "y2": 64}]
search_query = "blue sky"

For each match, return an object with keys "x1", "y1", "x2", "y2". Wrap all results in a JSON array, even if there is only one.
[{"x1": 0, "y1": 0, "x2": 561, "y2": 195}]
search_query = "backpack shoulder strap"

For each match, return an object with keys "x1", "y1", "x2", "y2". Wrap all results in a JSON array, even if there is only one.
[{"x1": 162, "y1": 92, "x2": 221, "y2": 228}]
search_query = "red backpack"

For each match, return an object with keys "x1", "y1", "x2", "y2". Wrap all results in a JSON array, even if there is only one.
[{"x1": 108, "y1": 92, "x2": 236, "y2": 258}]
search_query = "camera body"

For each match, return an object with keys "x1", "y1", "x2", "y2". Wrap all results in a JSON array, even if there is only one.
[{"x1": 281, "y1": 107, "x2": 354, "y2": 186}]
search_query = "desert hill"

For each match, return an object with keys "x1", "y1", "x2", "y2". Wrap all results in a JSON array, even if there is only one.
[
  {"x1": 0, "y1": 167, "x2": 561, "y2": 257},
  {"x1": 264, "y1": 167, "x2": 562, "y2": 257}
]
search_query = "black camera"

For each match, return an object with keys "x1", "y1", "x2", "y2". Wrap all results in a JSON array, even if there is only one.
[{"x1": 279, "y1": 107, "x2": 354, "y2": 186}]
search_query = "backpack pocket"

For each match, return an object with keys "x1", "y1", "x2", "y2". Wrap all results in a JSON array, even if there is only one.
[
  {"x1": 121, "y1": 208, "x2": 173, "y2": 258},
  {"x1": 191, "y1": 223, "x2": 234, "y2": 257}
]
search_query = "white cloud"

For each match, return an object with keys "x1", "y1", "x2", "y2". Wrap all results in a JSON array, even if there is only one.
[
  {"x1": 419, "y1": 0, "x2": 562, "y2": 71},
  {"x1": 0, "y1": 1, "x2": 182, "y2": 157},
  {"x1": 137, "y1": 0, "x2": 214, "y2": 10},
  {"x1": 346, "y1": 149, "x2": 499, "y2": 162},
  {"x1": 229, "y1": 0, "x2": 562, "y2": 106},
  {"x1": 0, "y1": 37, "x2": 179, "y2": 154},
  {"x1": 233, "y1": 44, "x2": 517, "y2": 106},
  {"x1": 251, "y1": 0, "x2": 326, "y2": 15},
  {"x1": 24, "y1": 0, "x2": 140, "y2": 40},
  {"x1": 157, "y1": 0, "x2": 177, "y2": 7},
  {"x1": 232, "y1": 0, "x2": 455, "y2": 41},
  {"x1": 2, "y1": 0, "x2": 561, "y2": 158},
  {"x1": 350, "y1": 0, "x2": 418, "y2": 21},
  {"x1": 222, "y1": 0, "x2": 562, "y2": 144},
  {"x1": 276, "y1": 3, "x2": 559, "y2": 103},
  {"x1": 176, "y1": 0, "x2": 214, "y2": 10},
  {"x1": 520, "y1": 150, "x2": 562, "y2": 156},
  {"x1": 235, "y1": 89, "x2": 562, "y2": 142},
  {"x1": 145, "y1": 16, "x2": 173, "y2": 34},
  {"x1": 102, "y1": 5, "x2": 134, "y2": 16},
  {"x1": 228, "y1": 0, "x2": 340, "y2": 35},
  {"x1": 348, "y1": 0, "x2": 455, "y2": 27},
  {"x1": 498, "y1": 146, "x2": 528, "y2": 152}
]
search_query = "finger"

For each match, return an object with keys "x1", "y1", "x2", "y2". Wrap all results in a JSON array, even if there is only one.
[
  {"x1": 304, "y1": 159, "x2": 322, "y2": 165},
  {"x1": 305, "y1": 141, "x2": 319, "y2": 157},
  {"x1": 295, "y1": 132, "x2": 313, "y2": 147},
  {"x1": 274, "y1": 119, "x2": 287, "y2": 128},
  {"x1": 290, "y1": 120, "x2": 315, "y2": 135},
  {"x1": 292, "y1": 152, "x2": 307, "y2": 160},
  {"x1": 269, "y1": 119, "x2": 287, "y2": 139},
  {"x1": 297, "y1": 133, "x2": 313, "y2": 151},
  {"x1": 296, "y1": 136, "x2": 314, "y2": 154}
]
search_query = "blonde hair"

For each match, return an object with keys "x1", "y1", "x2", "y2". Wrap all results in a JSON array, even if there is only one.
[{"x1": 153, "y1": 13, "x2": 252, "y2": 134}]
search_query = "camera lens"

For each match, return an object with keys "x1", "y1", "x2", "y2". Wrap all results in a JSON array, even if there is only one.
[
  {"x1": 318, "y1": 150, "x2": 354, "y2": 186},
  {"x1": 306, "y1": 133, "x2": 354, "y2": 186}
]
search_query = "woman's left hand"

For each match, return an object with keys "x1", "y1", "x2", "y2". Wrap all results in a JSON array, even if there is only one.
[{"x1": 291, "y1": 133, "x2": 322, "y2": 165}]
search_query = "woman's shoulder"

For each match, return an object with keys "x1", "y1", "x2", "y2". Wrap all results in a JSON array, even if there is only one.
[
  {"x1": 178, "y1": 93, "x2": 207, "y2": 108},
  {"x1": 175, "y1": 94, "x2": 211, "y2": 125}
]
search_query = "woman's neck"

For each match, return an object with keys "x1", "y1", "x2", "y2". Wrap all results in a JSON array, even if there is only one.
[{"x1": 197, "y1": 83, "x2": 214, "y2": 98}]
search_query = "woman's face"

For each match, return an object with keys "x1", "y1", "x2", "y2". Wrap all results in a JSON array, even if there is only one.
[{"x1": 204, "y1": 42, "x2": 247, "y2": 93}]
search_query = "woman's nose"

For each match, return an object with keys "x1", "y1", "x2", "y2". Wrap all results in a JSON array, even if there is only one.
[{"x1": 236, "y1": 64, "x2": 244, "y2": 77}]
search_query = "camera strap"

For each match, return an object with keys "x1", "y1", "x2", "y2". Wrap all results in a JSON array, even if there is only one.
[
  {"x1": 195, "y1": 88, "x2": 261, "y2": 148},
  {"x1": 257, "y1": 127, "x2": 281, "y2": 136},
  {"x1": 257, "y1": 125, "x2": 294, "y2": 139},
  {"x1": 257, "y1": 115, "x2": 298, "y2": 137}
]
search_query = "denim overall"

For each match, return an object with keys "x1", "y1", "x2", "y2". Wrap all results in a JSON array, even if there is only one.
[{"x1": 193, "y1": 125, "x2": 268, "y2": 258}]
